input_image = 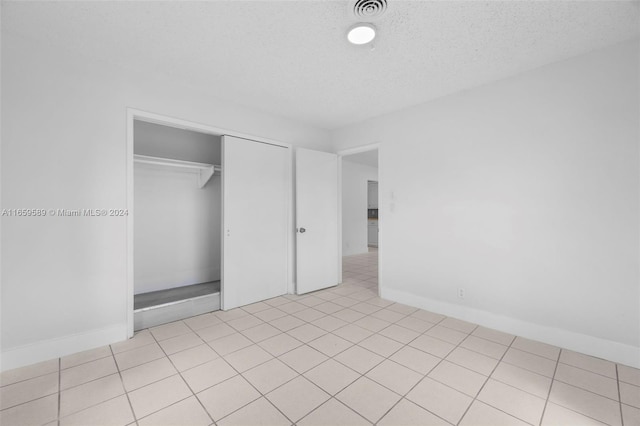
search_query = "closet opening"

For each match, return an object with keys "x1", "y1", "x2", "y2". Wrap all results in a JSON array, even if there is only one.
[{"x1": 133, "y1": 119, "x2": 222, "y2": 330}]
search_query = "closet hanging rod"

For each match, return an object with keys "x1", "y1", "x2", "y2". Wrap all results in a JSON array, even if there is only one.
[
  {"x1": 134, "y1": 154, "x2": 220, "y2": 170},
  {"x1": 134, "y1": 154, "x2": 221, "y2": 188}
]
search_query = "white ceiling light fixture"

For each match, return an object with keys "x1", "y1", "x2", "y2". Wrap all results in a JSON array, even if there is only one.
[{"x1": 347, "y1": 23, "x2": 376, "y2": 45}]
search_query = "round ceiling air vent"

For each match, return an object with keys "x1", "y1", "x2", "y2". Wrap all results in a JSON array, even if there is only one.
[{"x1": 353, "y1": 0, "x2": 388, "y2": 19}]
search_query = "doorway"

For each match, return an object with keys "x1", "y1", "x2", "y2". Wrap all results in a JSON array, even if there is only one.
[{"x1": 339, "y1": 146, "x2": 380, "y2": 295}]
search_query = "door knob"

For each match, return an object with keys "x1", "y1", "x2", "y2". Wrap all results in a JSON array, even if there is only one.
[{"x1": 298, "y1": 227, "x2": 306, "y2": 233}]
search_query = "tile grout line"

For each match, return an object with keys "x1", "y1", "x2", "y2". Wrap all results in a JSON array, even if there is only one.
[
  {"x1": 184, "y1": 313, "x2": 318, "y2": 425},
  {"x1": 154, "y1": 255, "x2": 620, "y2": 424},
  {"x1": 617, "y1": 364, "x2": 624, "y2": 426},
  {"x1": 537, "y1": 345, "x2": 561, "y2": 426},
  {"x1": 124, "y1": 286, "x2": 527, "y2": 424},
  {"x1": 542, "y1": 349, "x2": 627, "y2": 426},
  {"x1": 5, "y1": 351, "x2": 129, "y2": 418},
  {"x1": 371, "y1": 319, "x2": 470, "y2": 425},
  {"x1": 305, "y1": 260, "x2": 456, "y2": 424},
  {"x1": 110, "y1": 345, "x2": 140, "y2": 426},
  {"x1": 175, "y1": 284, "x2": 388, "y2": 424},
  {"x1": 498, "y1": 348, "x2": 561, "y2": 379},
  {"x1": 201, "y1": 335, "x2": 299, "y2": 424},
  {"x1": 386, "y1": 319, "x2": 465, "y2": 412},
  {"x1": 58, "y1": 353, "x2": 113, "y2": 373},
  {"x1": 0, "y1": 393, "x2": 58, "y2": 416},
  {"x1": 5, "y1": 319, "x2": 495, "y2": 421},
  {"x1": 6, "y1": 249, "x2": 633, "y2": 426},
  {"x1": 295, "y1": 395, "x2": 371, "y2": 425},
  {"x1": 0, "y1": 363, "x2": 60, "y2": 389},
  {"x1": 535, "y1": 347, "x2": 622, "y2": 425},
  {"x1": 57, "y1": 357, "x2": 61, "y2": 426},
  {"x1": 551, "y1": 375, "x2": 622, "y2": 403},
  {"x1": 453, "y1": 329, "x2": 520, "y2": 426},
  {"x1": 554, "y1": 358, "x2": 622, "y2": 381},
  {"x1": 147, "y1": 324, "x2": 216, "y2": 426}
]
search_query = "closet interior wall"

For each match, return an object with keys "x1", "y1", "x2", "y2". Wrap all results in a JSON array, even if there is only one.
[{"x1": 133, "y1": 120, "x2": 222, "y2": 313}]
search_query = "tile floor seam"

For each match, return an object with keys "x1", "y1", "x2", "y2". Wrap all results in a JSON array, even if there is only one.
[
  {"x1": 0, "y1": 366, "x2": 61, "y2": 389},
  {"x1": 123, "y1": 365, "x2": 184, "y2": 394},
  {"x1": 347, "y1": 341, "x2": 420, "y2": 397},
  {"x1": 6, "y1": 248, "x2": 638, "y2": 426},
  {"x1": 426, "y1": 365, "x2": 489, "y2": 398},
  {"x1": 240, "y1": 374, "x2": 312, "y2": 425},
  {"x1": 174, "y1": 350, "x2": 218, "y2": 372},
  {"x1": 147, "y1": 329, "x2": 215, "y2": 426},
  {"x1": 617, "y1": 363, "x2": 625, "y2": 426},
  {"x1": 113, "y1": 339, "x2": 160, "y2": 356},
  {"x1": 618, "y1": 378, "x2": 639, "y2": 387},
  {"x1": 296, "y1": 395, "x2": 371, "y2": 426},
  {"x1": 221, "y1": 356, "x2": 301, "y2": 425},
  {"x1": 105, "y1": 345, "x2": 179, "y2": 377},
  {"x1": 384, "y1": 318, "x2": 438, "y2": 336},
  {"x1": 57, "y1": 357, "x2": 61, "y2": 426},
  {"x1": 172, "y1": 320, "x2": 297, "y2": 425},
  {"x1": 333, "y1": 374, "x2": 396, "y2": 425},
  {"x1": 494, "y1": 341, "x2": 614, "y2": 426},
  {"x1": 454, "y1": 329, "x2": 518, "y2": 426},
  {"x1": 546, "y1": 395, "x2": 621, "y2": 426},
  {"x1": 557, "y1": 359, "x2": 619, "y2": 380},
  {"x1": 109, "y1": 344, "x2": 139, "y2": 426},
  {"x1": 238, "y1": 371, "x2": 301, "y2": 424},
  {"x1": 374, "y1": 398, "x2": 453, "y2": 426},
  {"x1": 500, "y1": 357, "x2": 556, "y2": 378},
  {"x1": 487, "y1": 374, "x2": 550, "y2": 401},
  {"x1": 57, "y1": 354, "x2": 124, "y2": 415},
  {"x1": 113, "y1": 343, "x2": 168, "y2": 366},
  {"x1": 435, "y1": 327, "x2": 503, "y2": 359},
  {"x1": 0, "y1": 391, "x2": 56, "y2": 415},
  {"x1": 60, "y1": 354, "x2": 113, "y2": 372},
  {"x1": 58, "y1": 394, "x2": 133, "y2": 425},
  {"x1": 552, "y1": 375, "x2": 627, "y2": 405},
  {"x1": 472, "y1": 378, "x2": 548, "y2": 424},
  {"x1": 368, "y1": 314, "x2": 477, "y2": 425},
  {"x1": 0, "y1": 377, "x2": 60, "y2": 412},
  {"x1": 331, "y1": 344, "x2": 394, "y2": 378},
  {"x1": 133, "y1": 392, "x2": 196, "y2": 424},
  {"x1": 308, "y1": 364, "x2": 362, "y2": 396},
  {"x1": 552, "y1": 376, "x2": 621, "y2": 403},
  {"x1": 435, "y1": 322, "x2": 479, "y2": 336},
  {"x1": 461, "y1": 332, "x2": 513, "y2": 351},
  {"x1": 292, "y1": 340, "x2": 416, "y2": 421}
]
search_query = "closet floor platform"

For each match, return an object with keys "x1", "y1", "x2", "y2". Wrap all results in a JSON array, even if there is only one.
[{"x1": 134, "y1": 281, "x2": 221, "y2": 310}]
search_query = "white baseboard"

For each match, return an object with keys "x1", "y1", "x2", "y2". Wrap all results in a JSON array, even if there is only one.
[
  {"x1": 381, "y1": 287, "x2": 640, "y2": 369},
  {"x1": 0, "y1": 324, "x2": 128, "y2": 372}
]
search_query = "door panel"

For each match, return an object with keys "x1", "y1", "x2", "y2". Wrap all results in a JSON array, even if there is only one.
[
  {"x1": 296, "y1": 148, "x2": 339, "y2": 294},
  {"x1": 222, "y1": 135, "x2": 289, "y2": 309}
]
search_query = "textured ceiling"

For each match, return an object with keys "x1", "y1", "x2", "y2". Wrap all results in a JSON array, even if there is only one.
[{"x1": 3, "y1": 1, "x2": 639, "y2": 129}]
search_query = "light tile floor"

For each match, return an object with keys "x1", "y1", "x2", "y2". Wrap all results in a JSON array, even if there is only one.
[{"x1": 2, "y1": 248, "x2": 639, "y2": 425}]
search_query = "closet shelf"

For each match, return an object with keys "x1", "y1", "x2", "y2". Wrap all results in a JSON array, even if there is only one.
[{"x1": 134, "y1": 154, "x2": 221, "y2": 188}]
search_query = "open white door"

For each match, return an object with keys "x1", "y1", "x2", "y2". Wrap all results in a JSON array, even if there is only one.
[
  {"x1": 296, "y1": 148, "x2": 339, "y2": 294},
  {"x1": 222, "y1": 135, "x2": 289, "y2": 310}
]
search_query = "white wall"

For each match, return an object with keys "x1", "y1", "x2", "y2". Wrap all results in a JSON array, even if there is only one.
[
  {"x1": 134, "y1": 120, "x2": 221, "y2": 164},
  {"x1": 0, "y1": 32, "x2": 330, "y2": 370},
  {"x1": 134, "y1": 122, "x2": 221, "y2": 294},
  {"x1": 342, "y1": 159, "x2": 378, "y2": 256},
  {"x1": 332, "y1": 40, "x2": 640, "y2": 367}
]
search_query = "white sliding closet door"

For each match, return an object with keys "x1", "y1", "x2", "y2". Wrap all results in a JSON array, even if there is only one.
[
  {"x1": 222, "y1": 135, "x2": 289, "y2": 310},
  {"x1": 295, "y1": 148, "x2": 339, "y2": 294}
]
